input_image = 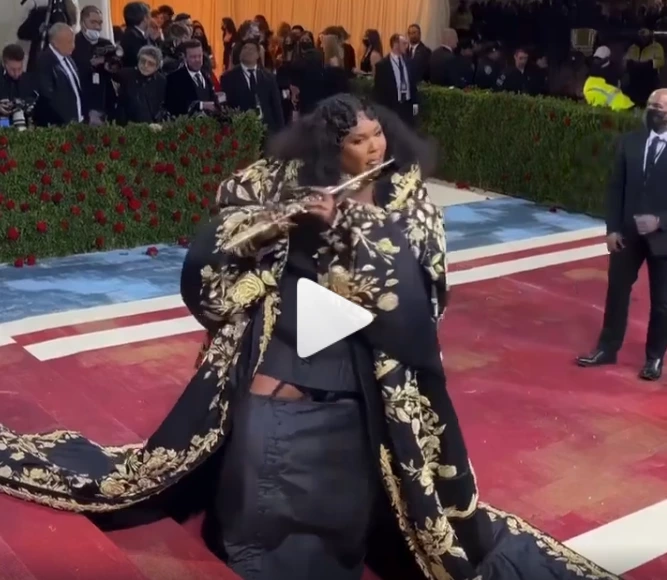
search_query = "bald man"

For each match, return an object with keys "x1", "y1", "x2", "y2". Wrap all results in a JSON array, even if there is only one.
[
  {"x1": 34, "y1": 22, "x2": 84, "y2": 126},
  {"x1": 429, "y1": 28, "x2": 468, "y2": 88},
  {"x1": 577, "y1": 89, "x2": 667, "y2": 381}
]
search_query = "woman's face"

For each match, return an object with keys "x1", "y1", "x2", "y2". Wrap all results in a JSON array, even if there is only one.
[
  {"x1": 138, "y1": 55, "x2": 158, "y2": 76},
  {"x1": 193, "y1": 27, "x2": 204, "y2": 39},
  {"x1": 340, "y1": 114, "x2": 386, "y2": 176}
]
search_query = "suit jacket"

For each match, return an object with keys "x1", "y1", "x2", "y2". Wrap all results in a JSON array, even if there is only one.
[
  {"x1": 0, "y1": 70, "x2": 37, "y2": 102},
  {"x1": 429, "y1": 46, "x2": 468, "y2": 88},
  {"x1": 34, "y1": 48, "x2": 83, "y2": 126},
  {"x1": 372, "y1": 55, "x2": 418, "y2": 111},
  {"x1": 72, "y1": 33, "x2": 116, "y2": 116},
  {"x1": 120, "y1": 27, "x2": 148, "y2": 68},
  {"x1": 165, "y1": 66, "x2": 217, "y2": 118},
  {"x1": 607, "y1": 130, "x2": 667, "y2": 255},
  {"x1": 220, "y1": 66, "x2": 284, "y2": 134},
  {"x1": 116, "y1": 68, "x2": 167, "y2": 125},
  {"x1": 406, "y1": 42, "x2": 431, "y2": 82}
]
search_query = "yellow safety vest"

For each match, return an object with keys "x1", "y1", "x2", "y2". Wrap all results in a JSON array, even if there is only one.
[
  {"x1": 626, "y1": 41, "x2": 665, "y2": 69},
  {"x1": 583, "y1": 76, "x2": 634, "y2": 111}
]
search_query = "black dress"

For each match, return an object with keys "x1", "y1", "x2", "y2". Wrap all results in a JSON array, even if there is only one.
[{"x1": 360, "y1": 49, "x2": 373, "y2": 73}]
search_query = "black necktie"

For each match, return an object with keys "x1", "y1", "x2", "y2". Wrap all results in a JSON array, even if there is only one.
[
  {"x1": 645, "y1": 137, "x2": 662, "y2": 178},
  {"x1": 397, "y1": 58, "x2": 407, "y2": 101},
  {"x1": 194, "y1": 73, "x2": 204, "y2": 88},
  {"x1": 248, "y1": 69, "x2": 257, "y2": 95}
]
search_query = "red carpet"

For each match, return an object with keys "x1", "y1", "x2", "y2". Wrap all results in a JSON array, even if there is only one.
[{"x1": 1, "y1": 253, "x2": 666, "y2": 578}]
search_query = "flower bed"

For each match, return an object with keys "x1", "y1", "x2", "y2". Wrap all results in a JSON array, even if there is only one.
[
  {"x1": 354, "y1": 78, "x2": 642, "y2": 216},
  {"x1": 0, "y1": 113, "x2": 263, "y2": 264}
]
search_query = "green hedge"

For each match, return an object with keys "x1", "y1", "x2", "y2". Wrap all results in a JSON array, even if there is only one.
[
  {"x1": 354, "y1": 78, "x2": 641, "y2": 215},
  {"x1": 0, "y1": 114, "x2": 263, "y2": 264},
  {"x1": 0, "y1": 85, "x2": 644, "y2": 264}
]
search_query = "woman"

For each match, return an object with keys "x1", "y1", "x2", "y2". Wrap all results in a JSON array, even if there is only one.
[
  {"x1": 358, "y1": 29, "x2": 383, "y2": 75},
  {"x1": 291, "y1": 32, "x2": 324, "y2": 114},
  {"x1": 221, "y1": 17, "x2": 238, "y2": 71},
  {"x1": 321, "y1": 34, "x2": 349, "y2": 97},
  {"x1": 115, "y1": 45, "x2": 167, "y2": 124},
  {"x1": 276, "y1": 33, "x2": 298, "y2": 123},
  {"x1": 0, "y1": 94, "x2": 617, "y2": 580}
]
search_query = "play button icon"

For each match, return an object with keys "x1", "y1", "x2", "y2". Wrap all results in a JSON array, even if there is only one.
[{"x1": 296, "y1": 278, "x2": 374, "y2": 358}]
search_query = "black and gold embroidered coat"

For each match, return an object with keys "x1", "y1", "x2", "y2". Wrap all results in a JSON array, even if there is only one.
[{"x1": 0, "y1": 159, "x2": 619, "y2": 580}]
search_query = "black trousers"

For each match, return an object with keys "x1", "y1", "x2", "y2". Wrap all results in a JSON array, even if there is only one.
[
  {"x1": 598, "y1": 235, "x2": 667, "y2": 360},
  {"x1": 213, "y1": 391, "x2": 376, "y2": 580}
]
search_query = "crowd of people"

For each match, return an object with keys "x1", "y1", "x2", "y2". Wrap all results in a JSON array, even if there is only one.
[{"x1": 3, "y1": 0, "x2": 665, "y2": 135}]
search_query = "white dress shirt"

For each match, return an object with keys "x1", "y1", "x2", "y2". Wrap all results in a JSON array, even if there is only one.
[
  {"x1": 644, "y1": 130, "x2": 667, "y2": 171},
  {"x1": 188, "y1": 68, "x2": 206, "y2": 88},
  {"x1": 49, "y1": 45, "x2": 83, "y2": 122},
  {"x1": 389, "y1": 54, "x2": 410, "y2": 102}
]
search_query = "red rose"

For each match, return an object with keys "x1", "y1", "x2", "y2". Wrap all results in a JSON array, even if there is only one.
[
  {"x1": 133, "y1": 212, "x2": 142, "y2": 222},
  {"x1": 115, "y1": 202, "x2": 125, "y2": 214},
  {"x1": 179, "y1": 132, "x2": 188, "y2": 141},
  {"x1": 214, "y1": 133, "x2": 223, "y2": 145},
  {"x1": 118, "y1": 135, "x2": 126, "y2": 145},
  {"x1": 85, "y1": 145, "x2": 96, "y2": 155},
  {"x1": 203, "y1": 183, "x2": 212, "y2": 192},
  {"x1": 128, "y1": 198, "x2": 142, "y2": 211},
  {"x1": 221, "y1": 126, "x2": 231, "y2": 137},
  {"x1": 146, "y1": 246, "x2": 159, "y2": 257},
  {"x1": 455, "y1": 181, "x2": 470, "y2": 190},
  {"x1": 80, "y1": 169, "x2": 90, "y2": 179},
  {"x1": 95, "y1": 236, "x2": 105, "y2": 249},
  {"x1": 20, "y1": 202, "x2": 30, "y2": 212},
  {"x1": 188, "y1": 145, "x2": 197, "y2": 155},
  {"x1": 71, "y1": 205, "x2": 82, "y2": 216},
  {"x1": 5, "y1": 200, "x2": 15, "y2": 210},
  {"x1": 172, "y1": 210, "x2": 182, "y2": 222},
  {"x1": 76, "y1": 132, "x2": 84, "y2": 143},
  {"x1": 166, "y1": 189, "x2": 175, "y2": 199},
  {"x1": 96, "y1": 186, "x2": 106, "y2": 194},
  {"x1": 200, "y1": 198, "x2": 210, "y2": 208},
  {"x1": 202, "y1": 165, "x2": 211, "y2": 175},
  {"x1": 139, "y1": 188, "x2": 149, "y2": 198},
  {"x1": 61, "y1": 219, "x2": 69, "y2": 231},
  {"x1": 204, "y1": 150, "x2": 212, "y2": 159},
  {"x1": 41, "y1": 174, "x2": 52, "y2": 186},
  {"x1": 165, "y1": 163, "x2": 175, "y2": 175},
  {"x1": 77, "y1": 192, "x2": 86, "y2": 202},
  {"x1": 176, "y1": 176, "x2": 186, "y2": 187},
  {"x1": 156, "y1": 141, "x2": 165, "y2": 152},
  {"x1": 169, "y1": 142, "x2": 178, "y2": 152},
  {"x1": 186, "y1": 124, "x2": 195, "y2": 134},
  {"x1": 153, "y1": 162, "x2": 165, "y2": 174},
  {"x1": 60, "y1": 142, "x2": 72, "y2": 154},
  {"x1": 51, "y1": 192, "x2": 64, "y2": 204},
  {"x1": 6, "y1": 226, "x2": 20, "y2": 241},
  {"x1": 213, "y1": 164, "x2": 222, "y2": 174},
  {"x1": 109, "y1": 150, "x2": 121, "y2": 161},
  {"x1": 36, "y1": 220, "x2": 48, "y2": 233},
  {"x1": 116, "y1": 174, "x2": 126, "y2": 184},
  {"x1": 149, "y1": 215, "x2": 159, "y2": 227},
  {"x1": 53, "y1": 159, "x2": 63, "y2": 168},
  {"x1": 187, "y1": 192, "x2": 197, "y2": 203},
  {"x1": 113, "y1": 222, "x2": 125, "y2": 234},
  {"x1": 231, "y1": 139, "x2": 239, "y2": 150},
  {"x1": 0, "y1": 150, "x2": 8, "y2": 160},
  {"x1": 94, "y1": 209, "x2": 106, "y2": 224},
  {"x1": 102, "y1": 135, "x2": 111, "y2": 146},
  {"x1": 14, "y1": 258, "x2": 24, "y2": 268},
  {"x1": 62, "y1": 170, "x2": 72, "y2": 182},
  {"x1": 28, "y1": 183, "x2": 38, "y2": 194},
  {"x1": 40, "y1": 192, "x2": 50, "y2": 202},
  {"x1": 0, "y1": 135, "x2": 8, "y2": 147},
  {"x1": 191, "y1": 214, "x2": 201, "y2": 224},
  {"x1": 121, "y1": 186, "x2": 134, "y2": 199},
  {"x1": 95, "y1": 162, "x2": 105, "y2": 173},
  {"x1": 147, "y1": 201, "x2": 157, "y2": 213},
  {"x1": 26, "y1": 254, "x2": 36, "y2": 266},
  {"x1": 35, "y1": 159, "x2": 46, "y2": 170},
  {"x1": 177, "y1": 236, "x2": 189, "y2": 247},
  {"x1": 180, "y1": 156, "x2": 190, "y2": 167}
]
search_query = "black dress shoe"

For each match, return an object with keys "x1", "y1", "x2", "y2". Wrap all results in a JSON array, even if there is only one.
[
  {"x1": 576, "y1": 349, "x2": 617, "y2": 367},
  {"x1": 639, "y1": 359, "x2": 663, "y2": 381}
]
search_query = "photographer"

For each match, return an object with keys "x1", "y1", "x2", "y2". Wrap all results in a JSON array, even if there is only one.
[
  {"x1": 0, "y1": 44, "x2": 38, "y2": 127},
  {"x1": 162, "y1": 21, "x2": 191, "y2": 74},
  {"x1": 72, "y1": 5, "x2": 117, "y2": 123}
]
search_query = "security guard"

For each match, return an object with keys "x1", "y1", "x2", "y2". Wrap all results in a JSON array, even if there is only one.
[
  {"x1": 625, "y1": 28, "x2": 664, "y2": 105},
  {"x1": 583, "y1": 47, "x2": 634, "y2": 111},
  {"x1": 473, "y1": 42, "x2": 502, "y2": 90}
]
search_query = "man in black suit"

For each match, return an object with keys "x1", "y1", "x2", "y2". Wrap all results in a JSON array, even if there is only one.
[
  {"x1": 372, "y1": 33, "x2": 418, "y2": 127},
  {"x1": 220, "y1": 41, "x2": 284, "y2": 135},
  {"x1": 34, "y1": 22, "x2": 84, "y2": 126},
  {"x1": 577, "y1": 89, "x2": 667, "y2": 381},
  {"x1": 165, "y1": 40, "x2": 217, "y2": 117},
  {"x1": 406, "y1": 23, "x2": 431, "y2": 83},
  {"x1": 72, "y1": 5, "x2": 117, "y2": 123},
  {"x1": 120, "y1": 2, "x2": 151, "y2": 68},
  {"x1": 430, "y1": 28, "x2": 469, "y2": 89}
]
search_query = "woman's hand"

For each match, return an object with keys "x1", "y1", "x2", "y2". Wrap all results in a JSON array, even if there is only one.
[{"x1": 304, "y1": 192, "x2": 337, "y2": 225}]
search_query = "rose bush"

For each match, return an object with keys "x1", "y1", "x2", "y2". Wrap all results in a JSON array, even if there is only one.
[
  {"x1": 353, "y1": 77, "x2": 641, "y2": 215},
  {"x1": 0, "y1": 112, "x2": 263, "y2": 264}
]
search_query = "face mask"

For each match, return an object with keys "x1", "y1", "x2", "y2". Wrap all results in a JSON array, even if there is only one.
[
  {"x1": 645, "y1": 108, "x2": 667, "y2": 133},
  {"x1": 84, "y1": 29, "x2": 100, "y2": 43}
]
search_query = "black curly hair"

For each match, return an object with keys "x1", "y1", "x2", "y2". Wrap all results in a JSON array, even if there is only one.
[{"x1": 267, "y1": 94, "x2": 436, "y2": 188}]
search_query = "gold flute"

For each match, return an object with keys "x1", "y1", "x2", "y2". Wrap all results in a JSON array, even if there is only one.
[{"x1": 221, "y1": 158, "x2": 395, "y2": 252}]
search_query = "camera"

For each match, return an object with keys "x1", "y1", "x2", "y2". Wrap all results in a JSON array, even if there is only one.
[
  {"x1": 1, "y1": 97, "x2": 37, "y2": 131},
  {"x1": 93, "y1": 43, "x2": 124, "y2": 69}
]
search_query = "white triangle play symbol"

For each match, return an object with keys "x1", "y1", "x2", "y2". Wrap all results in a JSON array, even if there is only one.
[{"x1": 296, "y1": 278, "x2": 374, "y2": 358}]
